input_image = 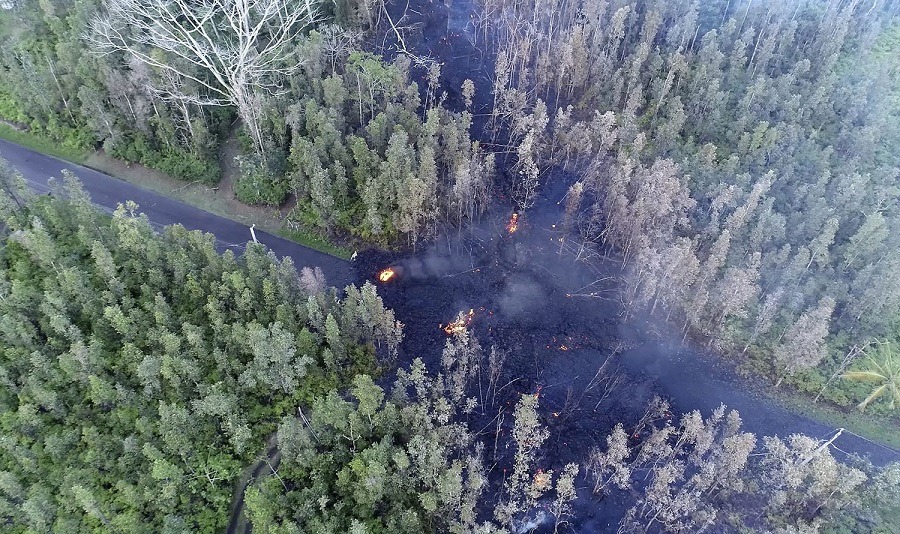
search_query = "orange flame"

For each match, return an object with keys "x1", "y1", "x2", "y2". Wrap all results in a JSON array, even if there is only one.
[
  {"x1": 378, "y1": 268, "x2": 396, "y2": 282},
  {"x1": 532, "y1": 469, "x2": 552, "y2": 491},
  {"x1": 506, "y1": 212, "x2": 520, "y2": 233},
  {"x1": 441, "y1": 309, "x2": 475, "y2": 335}
]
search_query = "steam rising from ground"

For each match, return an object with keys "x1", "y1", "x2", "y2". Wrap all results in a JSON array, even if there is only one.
[{"x1": 498, "y1": 273, "x2": 547, "y2": 327}]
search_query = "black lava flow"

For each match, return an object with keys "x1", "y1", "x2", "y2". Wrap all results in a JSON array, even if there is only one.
[{"x1": 351, "y1": 202, "x2": 670, "y2": 530}]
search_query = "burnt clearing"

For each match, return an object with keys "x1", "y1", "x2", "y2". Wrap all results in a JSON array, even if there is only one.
[{"x1": 353, "y1": 203, "x2": 636, "y2": 530}]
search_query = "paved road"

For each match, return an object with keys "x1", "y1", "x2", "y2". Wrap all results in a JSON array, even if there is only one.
[
  {"x1": 0, "y1": 139, "x2": 354, "y2": 288},
  {"x1": 620, "y1": 337, "x2": 900, "y2": 467}
]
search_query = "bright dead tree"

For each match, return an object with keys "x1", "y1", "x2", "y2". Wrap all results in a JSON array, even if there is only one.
[{"x1": 88, "y1": 0, "x2": 322, "y2": 155}]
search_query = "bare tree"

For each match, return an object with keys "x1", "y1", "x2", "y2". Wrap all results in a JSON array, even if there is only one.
[{"x1": 88, "y1": 0, "x2": 322, "y2": 155}]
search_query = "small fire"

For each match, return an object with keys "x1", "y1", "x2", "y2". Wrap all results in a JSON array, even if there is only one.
[
  {"x1": 378, "y1": 268, "x2": 396, "y2": 283},
  {"x1": 441, "y1": 309, "x2": 475, "y2": 335},
  {"x1": 506, "y1": 212, "x2": 520, "y2": 234}
]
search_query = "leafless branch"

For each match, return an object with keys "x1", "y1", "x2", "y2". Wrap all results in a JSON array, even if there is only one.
[{"x1": 87, "y1": 0, "x2": 323, "y2": 153}]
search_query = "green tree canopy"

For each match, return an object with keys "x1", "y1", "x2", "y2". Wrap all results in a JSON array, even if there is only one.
[{"x1": 0, "y1": 170, "x2": 390, "y2": 532}]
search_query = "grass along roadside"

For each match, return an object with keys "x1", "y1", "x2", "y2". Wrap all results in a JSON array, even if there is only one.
[
  {"x1": 734, "y1": 340, "x2": 900, "y2": 454},
  {"x1": 276, "y1": 228, "x2": 353, "y2": 260},
  {"x1": 85, "y1": 152, "x2": 353, "y2": 260},
  {"x1": 738, "y1": 348, "x2": 900, "y2": 454},
  {"x1": 771, "y1": 387, "x2": 900, "y2": 452},
  {"x1": 0, "y1": 125, "x2": 352, "y2": 259},
  {"x1": 0, "y1": 122, "x2": 88, "y2": 163}
]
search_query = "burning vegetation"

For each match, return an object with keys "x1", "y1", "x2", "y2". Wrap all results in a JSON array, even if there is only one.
[
  {"x1": 506, "y1": 212, "x2": 520, "y2": 234},
  {"x1": 378, "y1": 268, "x2": 396, "y2": 283},
  {"x1": 440, "y1": 309, "x2": 475, "y2": 335}
]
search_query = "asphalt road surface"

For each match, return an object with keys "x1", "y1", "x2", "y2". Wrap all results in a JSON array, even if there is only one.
[{"x1": 0, "y1": 139, "x2": 354, "y2": 288}]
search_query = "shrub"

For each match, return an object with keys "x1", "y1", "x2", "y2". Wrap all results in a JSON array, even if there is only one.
[
  {"x1": 153, "y1": 150, "x2": 220, "y2": 184},
  {"x1": 108, "y1": 133, "x2": 220, "y2": 184},
  {"x1": 236, "y1": 128, "x2": 255, "y2": 153},
  {"x1": 233, "y1": 154, "x2": 289, "y2": 206},
  {"x1": 0, "y1": 89, "x2": 28, "y2": 123},
  {"x1": 286, "y1": 200, "x2": 325, "y2": 229},
  {"x1": 41, "y1": 113, "x2": 95, "y2": 150}
]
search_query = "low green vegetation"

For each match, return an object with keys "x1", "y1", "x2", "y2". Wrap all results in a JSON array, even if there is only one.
[
  {"x1": 775, "y1": 390, "x2": 900, "y2": 451},
  {"x1": 106, "y1": 132, "x2": 221, "y2": 185},
  {"x1": 276, "y1": 228, "x2": 353, "y2": 260},
  {"x1": 0, "y1": 122, "x2": 87, "y2": 163}
]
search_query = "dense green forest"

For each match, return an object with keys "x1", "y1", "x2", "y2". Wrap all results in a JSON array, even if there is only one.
[{"x1": 0, "y1": 168, "x2": 407, "y2": 531}]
